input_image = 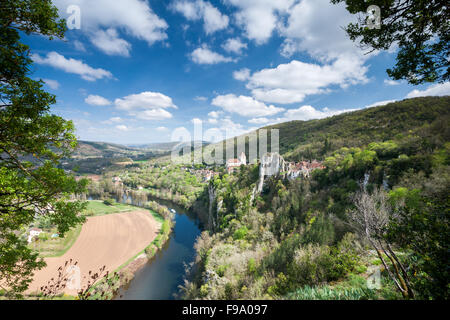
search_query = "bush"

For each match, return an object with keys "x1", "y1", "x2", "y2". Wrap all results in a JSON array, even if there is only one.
[
  {"x1": 233, "y1": 226, "x2": 249, "y2": 240},
  {"x1": 103, "y1": 199, "x2": 115, "y2": 206}
]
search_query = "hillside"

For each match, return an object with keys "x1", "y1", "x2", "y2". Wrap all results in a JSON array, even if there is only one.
[
  {"x1": 197, "y1": 96, "x2": 449, "y2": 164},
  {"x1": 73, "y1": 141, "x2": 143, "y2": 159}
]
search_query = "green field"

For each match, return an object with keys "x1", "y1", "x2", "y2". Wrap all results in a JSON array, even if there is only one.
[{"x1": 83, "y1": 200, "x2": 138, "y2": 216}]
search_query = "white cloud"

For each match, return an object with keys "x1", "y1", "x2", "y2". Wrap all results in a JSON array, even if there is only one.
[
  {"x1": 208, "y1": 111, "x2": 223, "y2": 118},
  {"x1": 156, "y1": 126, "x2": 168, "y2": 132},
  {"x1": 191, "y1": 45, "x2": 234, "y2": 64},
  {"x1": 133, "y1": 109, "x2": 173, "y2": 121},
  {"x1": 222, "y1": 38, "x2": 247, "y2": 54},
  {"x1": 32, "y1": 51, "x2": 113, "y2": 81},
  {"x1": 224, "y1": 0, "x2": 295, "y2": 44},
  {"x1": 90, "y1": 28, "x2": 132, "y2": 57},
  {"x1": 283, "y1": 105, "x2": 357, "y2": 121},
  {"x1": 73, "y1": 40, "x2": 86, "y2": 52},
  {"x1": 233, "y1": 68, "x2": 251, "y2": 81},
  {"x1": 212, "y1": 94, "x2": 284, "y2": 117},
  {"x1": 54, "y1": 0, "x2": 167, "y2": 55},
  {"x1": 114, "y1": 91, "x2": 177, "y2": 121},
  {"x1": 384, "y1": 79, "x2": 401, "y2": 86},
  {"x1": 406, "y1": 82, "x2": 450, "y2": 98},
  {"x1": 364, "y1": 100, "x2": 397, "y2": 109},
  {"x1": 41, "y1": 79, "x2": 60, "y2": 90},
  {"x1": 191, "y1": 118, "x2": 203, "y2": 124},
  {"x1": 208, "y1": 117, "x2": 256, "y2": 140},
  {"x1": 279, "y1": 0, "x2": 362, "y2": 62},
  {"x1": 172, "y1": 0, "x2": 229, "y2": 34},
  {"x1": 102, "y1": 117, "x2": 123, "y2": 124},
  {"x1": 247, "y1": 59, "x2": 368, "y2": 104},
  {"x1": 248, "y1": 117, "x2": 270, "y2": 124},
  {"x1": 116, "y1": 125, "x2": 129, "y2": 132},
  {"x1": 194, "y1": 96, "x2": 208, "y2": 101},
  {"x1": 208, "y1": 118, "x2": 218, "y2": 124},
  {"x1": 85, "y1": 94, "x2": 112, "y2": 106},
  {"x1": 115, "y1": 91, "x2": 177, "y2": 110}
]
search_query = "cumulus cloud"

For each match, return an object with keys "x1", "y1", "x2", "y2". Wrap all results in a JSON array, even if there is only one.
[
  {"x1": 248, "y1": 117, "x2": 270, "y2": 124},
  {"x1": 85, "y1": 94, "x2": 112, "y2": 106},
  {"x1": 222, "y1": 38, "x2": 247, "y2": 54},
  {"x1": 283, "y1": 105, "x2": 357, "y2": 121},
  {"x1": 224, "y1": 0, "x2": 369, "y2": 104},
  {"x1": 191, "y1": 45, "x2": 234, "y2": 64},
  {"x1": 233, "y1": 68, "x2": 251, "y2": 81},
  {"x1": 279, "y1": 0, "x2": 362, "y2": 62},
  {"x1": 102, "y1": 117, "x2": 123, "y2": 124},
  {"x1": 212, "y1": 94, "x2": 284, "y2": 117},
  {"x1": 116, "y1": 125, "x2": 129, "y2": 132},
  {"x1": 115, "y1": 91, "x2": 177, "y2": 110},
  {"x1": 191, "y1": 118, "x2": 203, "y2": 124},
  {"x1": 114, "y1": 91, "x2": 177, "y2": 121},
  {"x1": 194, "y1": 96, "x2": 208, "y2": 101},
  {"x1": 41, "y1": 79, "x2": 60, "y2": 90},
  {"x1": 156, "y1": 126, "x2": 168, "y2": 131},
  {"x1": 406, "y1": 82, "x2": 450, "y2": 98},
  {"x1": 224, "y1": 0, "x2": 295, "y2": 44},
  {"x1": 384, "y1": 79, "x2": 401, "y2": 86},
  {"x1": 364, "y1": 100, "x2": 397, "y2": 109},
  {"x1": 208, "y1": 111, "x2": 223, "y2": 118},
  {"x1": 247, "y1": 58, "x2": 368, "y2": 104},
  {"x1": 90, "y1": 28, "x2": 132, "y2": 57},
  {"x1": 53, "y1": 0, "x2": 167, "y2": 55},
  {"x1": 32, "y1": 51, "x2": 113, "y2": 81},
  {"x1": 172, "y1": 0, "x2": 229, "y2": 34}
]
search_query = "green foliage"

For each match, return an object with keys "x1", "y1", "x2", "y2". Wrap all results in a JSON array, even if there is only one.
[
  {"x1": 103, "y1": 199, "x2": 116, "y2": 206},
  {"x1": 387, "y1": 185, "x2": 450, "y2": 299},
  {"x1": 331, "y1": 0, "x2": 449, "y2": 84},
  {"x1": 0, "y1": 0, "x2": 87, "y2": 298},
  {"x1": 233, "y1": 226, "x2": 249, "y2": 240}
]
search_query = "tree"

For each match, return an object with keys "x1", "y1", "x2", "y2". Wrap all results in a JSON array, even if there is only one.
[
  {"x1": 349, "y1": 188, "x2": 414, "y2": 298},
  {"x1": 0, "y1": 0, "x2": 87, "y2": 298},
  {"x1": 332, "y1": 0, "x2": 449, "y2": 84},
  {"x1": 388, "y1": 187, "x2": 449, "y2": 299}
]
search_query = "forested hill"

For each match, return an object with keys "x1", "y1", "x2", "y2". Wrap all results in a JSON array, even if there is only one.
[{"x1": 253, "y1": 96, "x2": 449, "y2": 161}]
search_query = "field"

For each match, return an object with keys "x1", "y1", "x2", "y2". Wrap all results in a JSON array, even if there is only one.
[
  {"x1": 27, "y1": 210, "x2": 161, "y2": 296},
  {"x1": 83, "y1": 200, "x2": 137, "y2": 216},
  {"x1": 29, "y1": 225, "x2": 83, "y2": 258}
]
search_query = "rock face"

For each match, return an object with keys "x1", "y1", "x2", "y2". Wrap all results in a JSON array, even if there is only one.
[
  {"x1": 208, "y1": 183, "x2": 217, "y2": 231},
  {"x1": 256, "y1": 152, "x2": 286, "y2": 193}
]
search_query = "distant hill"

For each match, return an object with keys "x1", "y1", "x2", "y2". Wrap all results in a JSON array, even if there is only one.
[
  {"x1": 198, "y1": 96, "x2": 450, "y2": 163},
  {"x1": 127, "y1": 141, "x2": 210, "y2": 152},
  {"x1": 73, "y1": 141, "x2": 144, "y2": 159}
]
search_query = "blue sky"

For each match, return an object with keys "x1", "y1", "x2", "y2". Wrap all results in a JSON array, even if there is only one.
[{"x1": 23, "y1": 0, "x2": 450, "y2": 145}]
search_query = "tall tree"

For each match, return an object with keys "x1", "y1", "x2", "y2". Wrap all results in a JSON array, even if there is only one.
[
  {"x1": 331, "y1": 0, "x2": 449, "y2": 84},
  {"x1": 0, "y1": 0, "x2": 87, "y2": 298}
]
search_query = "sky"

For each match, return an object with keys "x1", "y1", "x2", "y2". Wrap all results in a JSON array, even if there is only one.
[{"x1": 23, "y1": 0, "x2": 450, "y2": 145}]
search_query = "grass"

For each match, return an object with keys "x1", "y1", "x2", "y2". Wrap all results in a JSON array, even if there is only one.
[
  {"x1": 29, "y1": 224, "x2": 83, "y2": 258},
  {"x1": 82, "y1": 200, "x2": 137, "y2": 216}
]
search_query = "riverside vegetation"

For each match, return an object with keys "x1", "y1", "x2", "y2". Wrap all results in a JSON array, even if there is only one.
[{"x1": 78, "y1": 97, "x2": 449, "y2": 300}]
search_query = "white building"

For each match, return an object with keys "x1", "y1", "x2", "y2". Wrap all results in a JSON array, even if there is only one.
[{"x1": 28, "y1": 228, "x2": 43, "y2": 243}]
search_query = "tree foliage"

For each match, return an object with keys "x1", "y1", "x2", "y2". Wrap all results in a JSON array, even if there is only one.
[
  {"x1": 0, "y1": 0, "x2": 87, "y2": 297},
  {"x1": 331, "y1": 0, "x2": 449, "y2": 84}
]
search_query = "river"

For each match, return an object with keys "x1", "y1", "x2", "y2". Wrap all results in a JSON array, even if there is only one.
[{"x1": 116, "y1": 200, "x2": 202, "y2": 300}]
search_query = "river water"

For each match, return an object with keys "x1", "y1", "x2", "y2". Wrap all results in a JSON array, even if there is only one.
[{"x1": 116, "y1": 201, "x2": 202, "y2": 300}]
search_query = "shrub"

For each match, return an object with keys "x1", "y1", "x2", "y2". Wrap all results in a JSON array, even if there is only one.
[
  {"x1": 233, "y1": 226, "x2": 249, "y2": 240},
  {"x1": 103, "y1": 199, "x2": 115, "y2": 206}
]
